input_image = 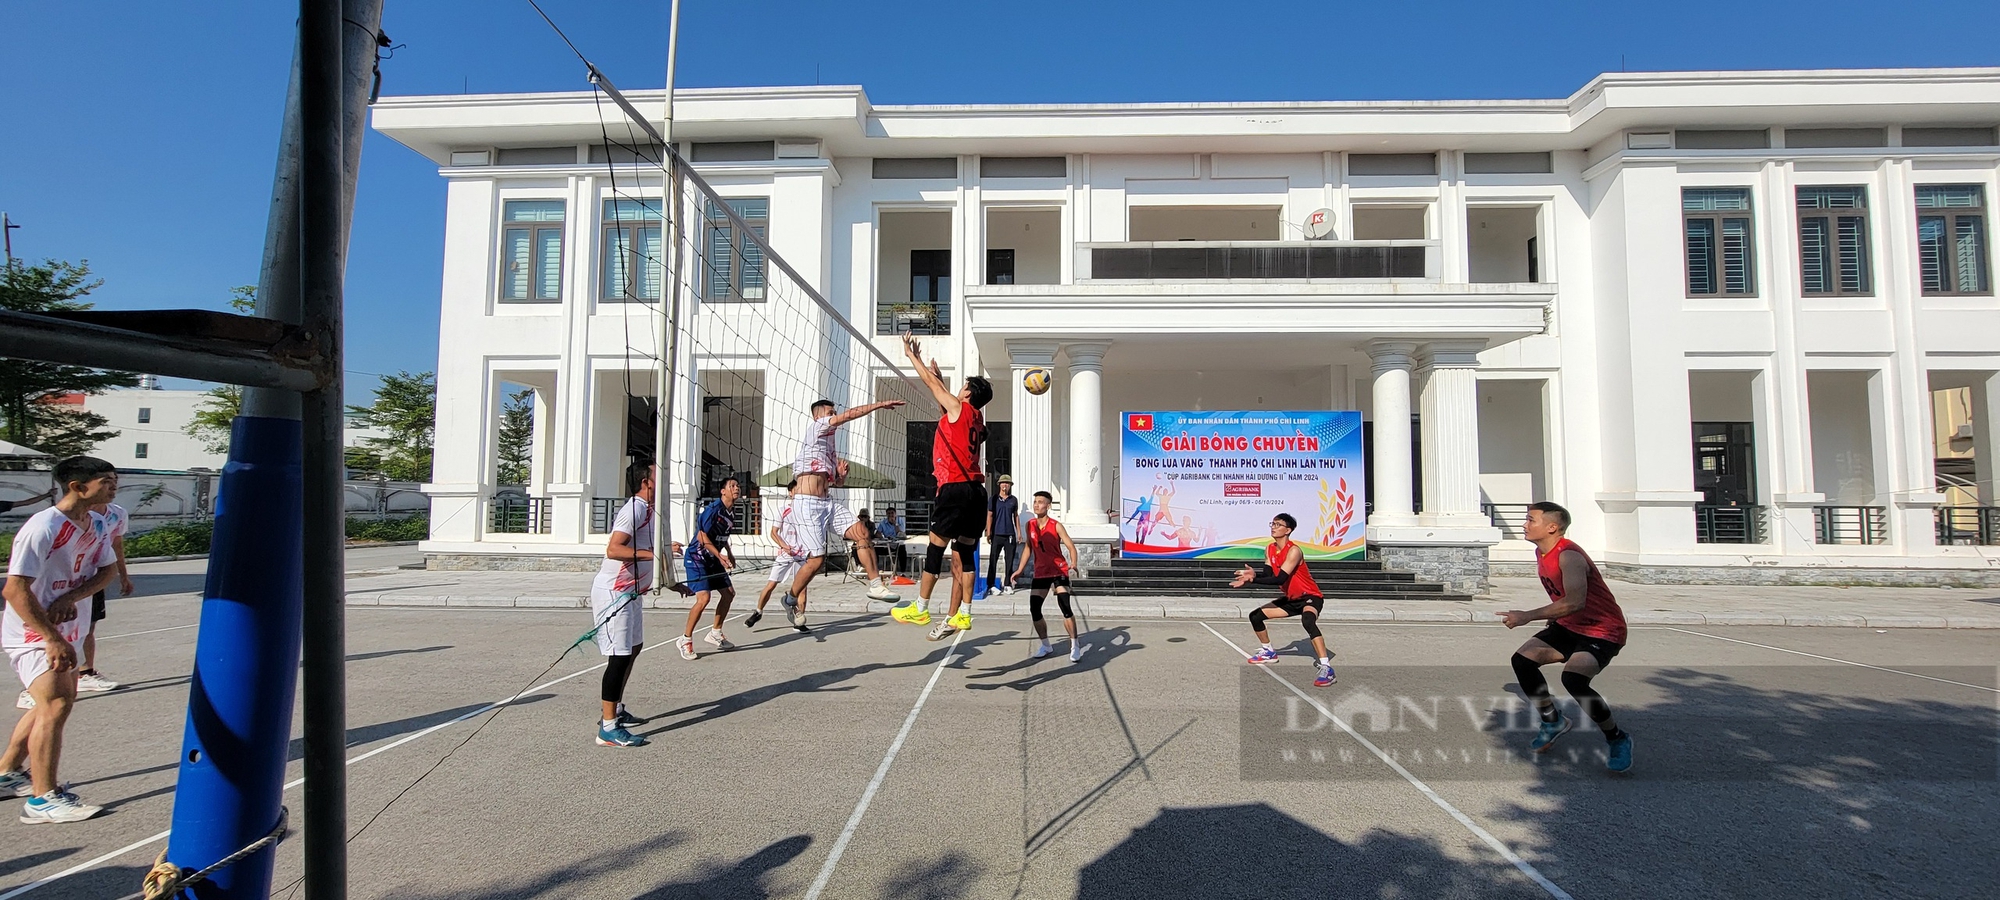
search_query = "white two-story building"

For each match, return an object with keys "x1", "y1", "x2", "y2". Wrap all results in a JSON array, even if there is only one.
[{"x1": 374, "y1": 67, "x2": 2000, "y2": 591}]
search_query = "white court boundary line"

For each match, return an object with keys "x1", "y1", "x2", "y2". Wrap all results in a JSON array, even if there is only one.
[
  {"x1": 803, "y1": 629, "x2": 965, "y2": 900},
  {"x1": 1198, "y1": 622, "x2": 1575, "y2": 900},
  {"x1": 1660, "y1": 626, "x2": 2000, "y2": 694},
  {"x1": 98, "y1": 624, "x2": 199, "y2": 641}
]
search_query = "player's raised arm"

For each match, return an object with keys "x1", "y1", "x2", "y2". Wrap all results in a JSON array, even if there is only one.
[{"x1": 902, "y1": 332, "x2": 962, "y2": 417}]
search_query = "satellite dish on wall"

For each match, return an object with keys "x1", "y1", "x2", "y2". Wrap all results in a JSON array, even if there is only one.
[{"x1": 1303, "y1": 208, "x2": 1338, "y2": 240}]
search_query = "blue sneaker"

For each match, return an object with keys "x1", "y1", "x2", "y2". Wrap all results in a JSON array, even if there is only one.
[
  {"x1": 612, "y1": 710, "x2": 643, "y2": 729},
  {"x1": 596, "y1": 724, "x2": 649, "y2": 747},
  {"x1": 1313, "y1": 662, "x2": 1337, "y2": 687},
  {"x1": 780, "y1": 593, "x2": 797, "y2": 611},
  {"x1": 1246, "y1": 647, "x2": 1280, "y2": 665},
  {"x1": 0, "y1": 769, "x2": 31, "y2": 799},
  {"x1": 1530, "y1": 711, "x2": 1572, "y2": 753},
  {"x1": 1606, "y1": 734, "x2": 1634, "y2": 773}
]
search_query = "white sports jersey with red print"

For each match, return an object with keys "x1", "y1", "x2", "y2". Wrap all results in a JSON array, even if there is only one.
[
  {"x1": 792, "y1": 416, "x2": 839, "y2": 477},
  {"x1": 4, "y1": 507, "x2": 113, "y2": 648}
]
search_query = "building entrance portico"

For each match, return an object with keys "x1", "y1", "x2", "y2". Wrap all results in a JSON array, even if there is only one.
[{"x1": 967, "y1": 323, "x2": 1532, "y2": 593}]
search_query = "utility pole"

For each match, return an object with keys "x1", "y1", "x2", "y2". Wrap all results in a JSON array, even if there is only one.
[{"x1": 3, "y1": 212, "x2": 17, "y2": 265}]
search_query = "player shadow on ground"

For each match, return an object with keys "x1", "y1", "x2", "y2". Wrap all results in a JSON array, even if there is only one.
[
  {"x1": 963, "y1": 626, "x2": 1142, "y2": 692},
  {"x1": 125, "y1": 572, "x2": 209, "y2": 597},
  {"x1": 1474, "y1": 666, "x2": 2000, "y2": 899},
  {"x1": 630, "y1": 834, "x2": 813, "y2": 899},
  {"x1": 739, "y1": 612, "x2": 885, "y2": 647},
  {"x1": 343, "y1": 644, "x2": 453, "y2": 662},
  {"x1": 637, "y1": 633, "x2": 1017, "y2": 737},
  {"x1": 870, "y1": 849, "x2": 982, "y2": 900},
  {"x1": 1076, "y1": 803, "x2": 1533, "y2": 899},
  {"x1": 0, "y1": 847, "x2": 81, "y2": 880}
]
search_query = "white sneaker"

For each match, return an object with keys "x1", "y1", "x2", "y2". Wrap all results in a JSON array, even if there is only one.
[
  {"x1": 20, "y1": 790, "x2": 101, "y2": 825},
  {"x1": 676, "y1": 636, "x2": 697, "y2": 660},
  {"x1": 703, "y1": 630, "x2": 732, "y2": 649},
  {"x1": 76, "y1": 672, "x2": 119, "y2": 693},
  {"x1": 1070, "y1": 641, "x2": 1086, "y2": 663},
  {"x1": 0, "y1": 770, "x2": 32, "y2": 798},
  {"x1": 866, "y1": 582, "x2": 901, "y2": 602},
  {"x1": 15, "y1": 692, "x2": 31, "y2": 711},
  {"x1": 1031, "y1": 642, "x2": 1051, "y2": 659}
]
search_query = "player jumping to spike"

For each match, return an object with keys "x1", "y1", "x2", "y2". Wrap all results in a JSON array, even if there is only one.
[
  {"x1": 777, "y1": 397, "x2": 906, "y2": 629},
  {"x1": 891, "y1": 333, "x2": 994, "y2": 640}
]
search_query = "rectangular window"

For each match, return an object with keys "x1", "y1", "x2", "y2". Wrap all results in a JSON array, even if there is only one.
[
  {"x1": 137, "y1": 407, "x2": 152, "y2": 424},
  {"x1": 1785, "y1": 128, "x2": 1887, "y2": 149},
  {"x1": 501, "y1": 200, "x2": 566, "y2": 302},
  {"x1": 1684, "y1": 188, "x2": 1757, "y2": 296},
  {"x1": 134, "y1": 443, "x2": 148, "y2": 459},
  {"x1": 1902, "y1": 126, "x2": 1997, "y2": 147},
  {"x1": 1676, "y1": 130, "x2": 1770, "y2": 150},
  {"x1": 705, "y1": 198, "x2": 768, "y2": 301},
  {"x1": 1463, "y1": 152, "x2": 1553, "y2": 174},
  {"x1": 986, "y1": 249, "x2": 1015, "y2": 285},
  {"x1": 600, "y1": 199, "x2": 664, "y2": 302},
  {"x1": 691, "y1": 141, "x2": 775, "y2": 162},
  {"x1": 1348, "y1": 153, "x2": 1437, "y2": 176},
  {"x1": 873, "y1": 158, "x2": 958, "y2": 179},
  {"x1": 1917, "y1": 185, "x2": 1991, "y2": 295},
  {"x1": 896, "y1": 249, "x2": 951, "y2": 336},
  {"x1": 980, "y1": 157, "x2": 1066, "y2": 178},
  {"x1": 1796, "y1": 186, "x2": 1871, "y2": 296}
]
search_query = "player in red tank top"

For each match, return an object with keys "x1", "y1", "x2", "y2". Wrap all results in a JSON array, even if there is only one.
[
  {"x1": 1009, "y1": 491, "x2": 1087, "y2": 661},
  {"x1": 1497, "y1": 502, "x2": 1634, "y2": 773},
  {"x1": 1229, "y1": 513, "x2": 1336, "y2": 687},
  {"x1": 891, "y1": 333, "x2": 996, "y2": 641}
]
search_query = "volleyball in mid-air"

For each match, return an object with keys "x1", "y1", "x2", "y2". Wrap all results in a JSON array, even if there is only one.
[{"x1": 1022, "y1": 367, "x2": 1052, "y2": 395}]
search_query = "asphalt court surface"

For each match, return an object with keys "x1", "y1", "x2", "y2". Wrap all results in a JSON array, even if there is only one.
[{"x1": 2, "y1": 585, "x2": 1997, "y2": 899}]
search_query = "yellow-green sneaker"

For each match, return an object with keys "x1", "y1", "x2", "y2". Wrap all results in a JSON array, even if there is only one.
[
  {"x1": 891, "y1": 603, "x2": 932, "y2": 626},
  {"x1": 947, "y1": 611, "x2": 972, "y2": 632}
]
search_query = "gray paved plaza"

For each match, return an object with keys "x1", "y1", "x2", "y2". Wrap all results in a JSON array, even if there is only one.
[{"x1": 1, "y1": 553, "x2": 1996, "y2": 899}]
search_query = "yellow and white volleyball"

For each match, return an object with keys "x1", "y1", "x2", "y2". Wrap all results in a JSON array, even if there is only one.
[{"x1": 1022, "y1": 367, "x2": 1052, "y2": 395}]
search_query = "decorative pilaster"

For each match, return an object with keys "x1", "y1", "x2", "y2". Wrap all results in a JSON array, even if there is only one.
[
  {"x1": 1366, "y1": 340, "x2": 1418, "y2": 528},
  {"x1": 1065, "y1": 341, "x2": 1112, "y2": 527},
  {"x1": 1417, "y1": 342, "x2": 1488, "y2": 525},
  {"x1": 1007, "y1": 340, "x2": 1061, "y2": 504}
]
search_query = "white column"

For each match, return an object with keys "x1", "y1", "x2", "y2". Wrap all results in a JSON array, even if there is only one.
[
  {"x1": 1065, "y1": 341, "x2": 1111, "y2": 526},
  {"x1": 1975, "y1": 374, "x2": 2000, "y2": 507},
  {"x1": 1418, "y1": 342, "x2": 1488, "y2": 525},
  {"x1": 1367, "y1": 340, "x2": 1418, "y2": 528},
  {"x1": 1007, "y1": 339, "x2": 1060, "y2": 502}
]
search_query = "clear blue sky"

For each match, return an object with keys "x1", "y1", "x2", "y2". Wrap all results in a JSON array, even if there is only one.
[{"x1": 4, "y1": 1, "x2": 1996, "y2": 402}]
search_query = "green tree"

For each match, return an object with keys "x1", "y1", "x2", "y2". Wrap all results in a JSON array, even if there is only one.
[
  {"x1": 347, "y1": 370, "x2": 435, "y2": 483},
  {"x1": 183, "y1": 286, "x2": 258, "y2": 453},
  {"x1": 495, "y1": 389, "x2": 534, "y2": 485},
  {"x1": 0, "y1": 260, "x2": 139, "y2": 455}
]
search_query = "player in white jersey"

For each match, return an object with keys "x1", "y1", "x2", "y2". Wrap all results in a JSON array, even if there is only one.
[
  {"x1": 0, "y1": 456, "x2": 120, "y2": 823},
  {"x1": 589, "y1": 462, "x2": 656, "y2": 748},
  {"x1": 778, "y1": 398, "x2": 905, "y2": 616},
  {"x1": 78, "y1": 500, "x2": 130, "y2": 695},
  {"x1": 747, "y1": 480, "x2": 814, "y2": 632}
]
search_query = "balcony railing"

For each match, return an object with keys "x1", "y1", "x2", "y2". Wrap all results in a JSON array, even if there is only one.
[
  {"x1": 1481, "y1": 503, "x2": 1531, "y2": 539},
  {"x1": 490, "y1": 495, "x2": 551, "y2": 535},
  {"x1": 876, "y1": 298, "x2": 951, "y2": 336},
  {"x1": 1936, "y1": 506, "x2": 2000, "y2": 545},
  {"x1": 1695, "y1": 504, "x2": 1766, "y2": 544},
  {"x1": 591, "y1": 497, "x2": 624, "y2": 534},
  {"x1": 1814, "y1": 506, "x2": 1888, "y2": 545},
  {"x1": 1076, "y1": 240, "x2": 1436, "y2": 281}
]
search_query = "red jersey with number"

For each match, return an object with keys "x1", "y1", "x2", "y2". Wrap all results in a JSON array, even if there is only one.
[
  {"x1": 1266, "y1": 541, "x2": 1321, "y2": 600},
  {"x1": 1026, "y1": 517, "x2": 1070, "y2": 578},
  {"x1": 932, "y1": 406, "x2": 986, "y2": 486},
  {"x1": 1537, "y1": 538, "x2": 1626, "y2": 644}
]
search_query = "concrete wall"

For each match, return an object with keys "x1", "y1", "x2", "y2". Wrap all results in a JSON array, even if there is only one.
[
  {"x1": 985, "y1": 208, "x2": 1061, "y2": 285},
  {"x1": 0, "y1": 470, "x2": 426, "y2": 532},
  {"x1": 877, "y1": 210, "x2": 953, "y2": 307},
  {"x1": 1128, "y1": 206, "x2": 1281, "y2": 241},
  {"x1": 1477, "y1": 379, "x2": 1546, "y2": 503},
  {"x1": 1689, "y1": 370, "x2": 1756, "y2": 422},
  {"x1": 1468, "y1": 207, "x2": 1538, "y2": 283},
  {"x1": 1808, "y1": 369, "x2": 1881, "y2": 505}
]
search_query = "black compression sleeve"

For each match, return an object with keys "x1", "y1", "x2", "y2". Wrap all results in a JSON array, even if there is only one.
[{"x1": 1250, "y1": 565, "x2": 1287, "y2": 586}]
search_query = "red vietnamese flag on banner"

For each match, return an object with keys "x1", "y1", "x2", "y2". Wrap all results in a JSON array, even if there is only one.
[{"x1": 1128, "y1": 414, "x2": 1153, "y2": 432}]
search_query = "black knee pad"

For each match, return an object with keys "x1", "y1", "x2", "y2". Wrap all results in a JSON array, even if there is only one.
[
  {"x1": 1299, "y1": 609, "x2": 1322, "y2": 639},
  {"x1": 952, "y1": 539, "x2": 976, "y2": 570},
  {"x1": 1560, "y1": 670, "x2": 1613, "y2": 722},
  {"x1": 1054, "y1": 590, "x2": 1074, "y2": 620},
  {"x1": 1028, "y1": 593, "x2": 1046, "y2": 623},
  {"x1": 923, "y1": 542, "x2": 947, "y2": 576},
  {"x1": 1248, "y1": 608, "x2": 1268, "y2": 630},
  {"x1": 1511, "y1": 653, "x2": 1550, "y2": 697}
]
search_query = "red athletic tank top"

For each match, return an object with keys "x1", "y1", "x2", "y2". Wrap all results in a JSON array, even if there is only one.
[
  {"x1": 1026, "y1": 517, "x2": 1070, "y2": 578},
  {"x1": 932, "y1": 406, "x2": 986, "y2": 486},
  {"x1": 1266, "y1": 540, "x2": 1321, "y2": 600},
  {"x1": 1537, "y1": 538, "x2": 1626, "y2": 643}
]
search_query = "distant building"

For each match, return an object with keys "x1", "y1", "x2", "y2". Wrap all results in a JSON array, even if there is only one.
[{"x1": 47, "y1": 384, "x2": 389, "y2": 473}]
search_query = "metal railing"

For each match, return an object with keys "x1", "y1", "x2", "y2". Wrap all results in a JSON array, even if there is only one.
[
  {"x1": 1935, "y1": 506, "x2": 2000, "y2": 545},
  {"x1": 876, "y1": 298, "x2": 951, "y2": 336},
  {"x1": 590, "y1": 497, "x2": 624, "y2": 534},
  {"x1": 1481, "y1": 503, "x2": 1531, "y2": 539},
  {"x1": 1077, "y1": 240, "x2": 1435, "y2": 281},
  {"x1": 1695, "y1": 504, "x2": 1766, "y2": 544},
  {"x1": 489, "y1": 495, "x2": 551, "y2": 535},
  {"x1": 1814, "y1": 506, "x2": 1888, "y2": 545}
]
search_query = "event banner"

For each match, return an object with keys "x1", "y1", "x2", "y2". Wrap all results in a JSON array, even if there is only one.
[{"x1": 1119, "y1": 410, "x2": 1367, "y2": 560}]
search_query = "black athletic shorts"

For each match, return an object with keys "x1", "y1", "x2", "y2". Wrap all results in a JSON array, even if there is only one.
[
  {"x1": 1030, "y1": 575, "x2": 1071, "y2": 592},
  {"x1": 929, "y1": 481, "x2": 988, "y2": 542},
  {"x1": 1266, "y1": 595, "x2": 1323, "y2": 616},
  {"x1": 92, "y1": 589, "x2": 107, "y2": 623},
  {"x1": 1532, "y1": 623, "x2": 1623, "y2": 665}
]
